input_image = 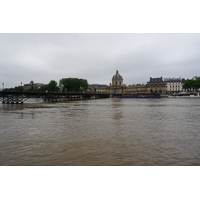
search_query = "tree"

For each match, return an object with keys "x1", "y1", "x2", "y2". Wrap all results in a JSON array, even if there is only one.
[
  {"x1": 47, "y1": 80, "x2": 59, "y2": 92},
  {"x1": 183, "y1": 79, "x2": 200, "y2": 91},
  {"x1": 40, "y1": 85, "x2": 49, "y2": 92},
  {"x1": 4, "y1": 86, "x2": 23, "y2": 92},
  {"x1": 59, "y1": 78, "x2": 88, "y2": 92}
]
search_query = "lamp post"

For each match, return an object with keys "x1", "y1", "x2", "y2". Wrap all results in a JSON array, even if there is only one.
[
  {"x1": 2, "y1": 83, "x2": 4, "y2": 91},
  {"x1": 21, "y1": 82, "x2": 23, "y2": 92}
]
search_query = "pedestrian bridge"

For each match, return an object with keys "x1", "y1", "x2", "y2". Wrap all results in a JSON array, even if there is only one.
[{"x1": 0, "y1": 91, "x2": 110, "y2": 104}]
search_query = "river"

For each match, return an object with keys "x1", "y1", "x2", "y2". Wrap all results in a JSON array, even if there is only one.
[{"x1": 0, "y1": 97, "x2": 200, "y2": 165}]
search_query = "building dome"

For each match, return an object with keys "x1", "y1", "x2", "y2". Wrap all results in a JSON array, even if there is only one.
[
  {"x1": 112, "y1": 70, "x2": 123, "y2": 86},
  {"x1": 112, "y1": 70, "x2": 123, "y2": 80}
]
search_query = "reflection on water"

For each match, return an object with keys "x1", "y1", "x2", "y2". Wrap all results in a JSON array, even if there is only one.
[{"x1": 0, "y1": 98, "x2": 200, "y2": 165}]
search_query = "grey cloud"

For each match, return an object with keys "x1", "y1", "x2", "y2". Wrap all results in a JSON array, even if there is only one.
[{"x1": 1, "y1": 33, "x2": 200, "y2": 88}]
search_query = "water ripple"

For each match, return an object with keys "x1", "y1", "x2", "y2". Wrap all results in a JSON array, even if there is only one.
[{"x1": 0, "y1": 98, "x2": 200, "y2": 165}]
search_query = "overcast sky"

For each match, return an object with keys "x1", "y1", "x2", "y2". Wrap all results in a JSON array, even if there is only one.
[{"x1": 1, "y1": 33, "x2": 200, "y2": 88}]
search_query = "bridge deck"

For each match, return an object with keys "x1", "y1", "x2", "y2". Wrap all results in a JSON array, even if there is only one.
[{"x1": 0, "y1": 91, "x2": 110, "y2": 104}]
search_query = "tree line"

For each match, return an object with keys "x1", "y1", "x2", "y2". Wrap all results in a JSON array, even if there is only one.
[
  {"x1": 183, "y1": 79, "x2": 200, "y2": 91},
  {"x1": 3, "y1": 78, "x2": 89, "y2": 93}
]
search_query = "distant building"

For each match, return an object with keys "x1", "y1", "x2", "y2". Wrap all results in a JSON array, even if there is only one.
[
  {"x1": 146, "y1": 77, "x2": 166, "y2": 94},
  {"x1": 23, "y1": 81, "x2": 45, "y2": 90},
  {"x1": 88, "y1": 84, "x2": 108, "y2": 93},
  {"x1": 107, "y1": 70, "x2": 126, "y2": 94},
  {"x1": 163, "y1": 77, "x2": 183, "y2": 94},
  {"x1": 112, "y1": 70, "x2": 123, "y2": 86},
  {"x1": 88, "y1": 71, "x2": 188, "y2": 95},
  {"x1": 125, "y1": 84, "x2": 147, "y2": 94},
  {"x1": 33, "y1": 83, "x2": 45, "y2": 89},
  {"x1": 192, "y1": 76, "x2": 200, "y2": 80}
]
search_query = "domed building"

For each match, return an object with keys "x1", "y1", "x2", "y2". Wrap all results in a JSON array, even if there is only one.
[
  {"x1": 108, "y1": 70, "x2": 148, "y2": 94},
  {"x1": 88, "y1": 70, "x2": 167, "y2": 95},
  {"x1": 88, "y1": 70, "x2": 166, "y2": 97},
  {"x1": 112, "y1": 70, "x2": 123, "y2": 86},
  {"x1": 107, "y1": 70, "x2": 126, "y2": 94}
]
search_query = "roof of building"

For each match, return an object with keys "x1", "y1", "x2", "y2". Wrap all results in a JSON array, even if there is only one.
[
  {"x1": 193, "y1": 76, "x2": 200, "y2": 80},
  {"x1": 89, "y1": 84, "x2": 108, "y2": 88},
  {"x1": 163, "y1": 77, "x2": 183, "y2": 82},
  {"x1": 112, "y1": 70, "x2": 123, "y2": 80},
  {"x1": 147, "y1": 77, "x2": 166, "y2": 85}
]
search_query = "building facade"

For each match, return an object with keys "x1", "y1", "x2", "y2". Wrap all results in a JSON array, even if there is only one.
[
  {"x1": 112, "y1": 70, "x2": 123, "y2": 86},
  {"x1": 163, "y1": 77, "x2": 183, "y2": 94},
  {"x1": 192, "y1": 76, "x2": 200, "y2": 80},
  {"x1": 88, "y1": 84, "x2": 108, "y2": 93},
  {"x1": 88, "y1": 71, "x2": 169, "y2": 95},
  {"x1": 23, "y1": 81, "x2": 45, "y2": 90},
  {"x1": 92, "y1": 74, "x2": 189, "y2": 95},
  {"x1": 146, "y1": 77, "x2": 166, "y2": 94},
  {"x1": 125, "y1": 84, "x2": 147, "y2": 94},
  {"x1": 107, "y1": 70, "x2": 126, "y2": 94}
]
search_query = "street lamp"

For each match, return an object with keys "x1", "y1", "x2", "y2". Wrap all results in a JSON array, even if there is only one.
[{"x1": 2, "y1": 83, "x2": 4, "y2": 91}]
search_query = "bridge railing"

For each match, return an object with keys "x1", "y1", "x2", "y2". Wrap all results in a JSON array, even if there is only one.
[{"x1": 0, "y1": 91, "x2": 110, "y2": 104}]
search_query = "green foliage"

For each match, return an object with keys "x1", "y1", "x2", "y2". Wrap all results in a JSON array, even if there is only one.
[
  {"x1": 39, "y1": 80, "x2": 59, "y2": 92},
  {"x1": 183, "y1": 79, "x2": 200, "y2": 91},
  {"x1": 40, "y1": 85, "x2": 48, "y2": 92},
  {"x1": 60, "y1": 78, "x2": 88, "y2": 92},
  {"x1": 3, "y1": 78, "x2": 88, "y2": 93},
  {"x1": 23, "y1": 88, "x2": 40, "y2": 92},
  {"x1": 47, "y1": 80, "x2": 59, "y2": 92},
  {"x1": 4, "y1": 86, "x2": 23, "y2": 92}
]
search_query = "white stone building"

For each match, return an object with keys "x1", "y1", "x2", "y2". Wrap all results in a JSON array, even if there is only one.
[{"x1": 163, "y1": 77, "x2": 183, "y2": 94}]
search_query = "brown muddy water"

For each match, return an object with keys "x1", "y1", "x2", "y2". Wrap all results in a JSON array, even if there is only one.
[{"x1": 0, "y1": 98, "x2": 200, "y2": 165}]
